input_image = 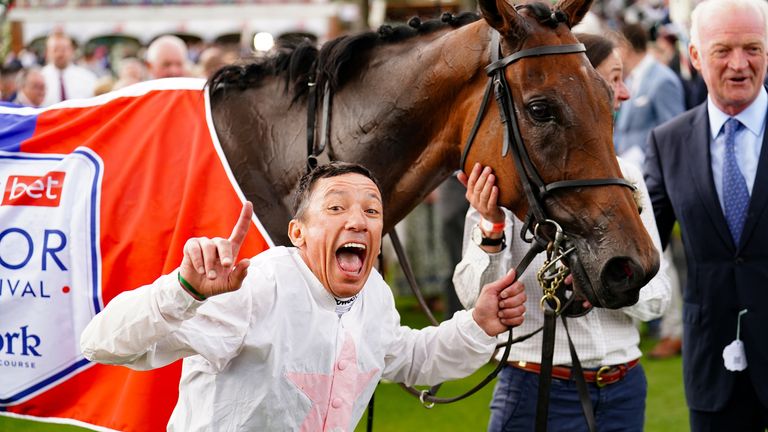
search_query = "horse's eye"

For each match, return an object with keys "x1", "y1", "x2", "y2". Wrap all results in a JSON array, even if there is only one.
[{"x1": 527, "y1": 101, "x2": 555, "y2": 122}]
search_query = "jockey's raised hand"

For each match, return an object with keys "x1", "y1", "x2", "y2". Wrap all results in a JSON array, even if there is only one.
[
  {"x1": 179, "y1": 202, "x2": 253, "y2": 299},
  {"x1": 457, "y1": 163, "x2": 504, "y2": 224}
]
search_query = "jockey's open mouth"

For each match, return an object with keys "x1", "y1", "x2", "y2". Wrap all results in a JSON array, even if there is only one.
[{"x1": 336, "y1": 242, "x2": 367, "y2": 276}]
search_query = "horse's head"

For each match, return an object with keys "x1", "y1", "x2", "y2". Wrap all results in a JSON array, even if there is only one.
[{"x1": 466, "y1": 0, "x2": 660, "y2": 309}]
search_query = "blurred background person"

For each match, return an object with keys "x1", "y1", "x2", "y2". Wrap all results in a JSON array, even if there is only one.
[
  {"x1": 93, "y1": 76, "x2": 115, "y2": 97},
  {"x1": 41, "y1": 32, "x2": 97, "y2": 106},
  {"x1": 435, "y1": 176, "x2": 470, "y2": 320},
  {"x1": 146, "y1": 35, "x2": 189, "y2": 79},
  {"x1": 112, "y1": 57, "x2": 147, "y2": 90},
  {"x1": 12, "y1": 67, "x2": 46, "y2": 107},
  {"x1": 0, "y1": 60, "x2": 22, "y2": 102},
  {"x1": 197, "y1": 46, "x2": 237, "y2": 79},
  {"x1": 614, "y1": 23, "x2": 685, "y2": 170}
]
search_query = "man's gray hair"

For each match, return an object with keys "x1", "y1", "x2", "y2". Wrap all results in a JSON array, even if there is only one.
[
  {"x1": 15, "y1": 66, "x2": 42, "y2": 88},
  {"x1": 146, "y1": 35, "x2": 188, "y2": 65},
  {"x1": 690, "y1": 0, "x2": 768, "y2": 48}
]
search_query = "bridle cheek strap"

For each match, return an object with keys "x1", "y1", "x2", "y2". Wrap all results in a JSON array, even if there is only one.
[{"x1": 460, "y1": 30, "x2": 636, "y2": 236}]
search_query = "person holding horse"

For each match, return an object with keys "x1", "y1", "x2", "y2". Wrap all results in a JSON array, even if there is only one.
[
  {"x1": 80, "y1": 162, "x2": 528, "y2": 431},
  {"x1": 453, "y1": 32, "x2": 671, "y2": 432},
  {"x1": 645, "y1": 0, "x2": 768, "y2": 428}
]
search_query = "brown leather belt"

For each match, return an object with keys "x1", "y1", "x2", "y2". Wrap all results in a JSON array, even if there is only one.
[{"x1": 510, "y1": 359, "x2": 639, "y2": 388}]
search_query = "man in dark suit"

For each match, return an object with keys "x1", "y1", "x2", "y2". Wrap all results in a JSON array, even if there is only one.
[{"x1": 644, "y1": 0, "x2": 768, "y2": 429}]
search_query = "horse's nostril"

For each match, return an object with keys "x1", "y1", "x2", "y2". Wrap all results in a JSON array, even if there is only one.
[
  {"x1": 601, "y1": 257, "x2": 644, "y2": 293},
  {"x1": 621, "y1": 260, "x2": 634, "y2": 278}
]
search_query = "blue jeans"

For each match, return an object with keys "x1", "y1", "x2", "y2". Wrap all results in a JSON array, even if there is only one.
[{"x1": 488, "y1": 363, "x2": 647, "y2": 432}]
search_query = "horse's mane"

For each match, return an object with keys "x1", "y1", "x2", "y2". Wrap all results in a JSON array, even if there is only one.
[
  {"x1": 208, "y1": 12, "x2": 481, "y2": 101},
  {"x1": 207, "y1": 2, "x2": 568, "y2": 101}
]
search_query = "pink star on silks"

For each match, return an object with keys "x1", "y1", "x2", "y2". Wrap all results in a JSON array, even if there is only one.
[{"x1": 286, "y1": 333, "x2": 380, "y2": 432}]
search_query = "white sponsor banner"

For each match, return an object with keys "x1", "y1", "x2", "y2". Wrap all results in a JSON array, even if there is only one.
[{"x1": 0, "y1": 148, "x2": 103, "y2": 405}]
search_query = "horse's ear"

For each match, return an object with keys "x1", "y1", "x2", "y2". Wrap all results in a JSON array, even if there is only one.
[
  {"x1": 555, "y1": 0, "x2": 595, "y2": 28},
  {"x1": 477, "y1": 0, "x2": 524, "y2": 36}
]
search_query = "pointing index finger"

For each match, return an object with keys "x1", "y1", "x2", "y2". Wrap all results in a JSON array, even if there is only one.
[{"x1": 229, "y1": 201, "x2": 253, "y2": 253}]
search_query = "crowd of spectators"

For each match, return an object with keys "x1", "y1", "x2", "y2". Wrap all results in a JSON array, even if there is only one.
[{"x1": 0, "y1": 31, "x2": 241, "y2": 107}]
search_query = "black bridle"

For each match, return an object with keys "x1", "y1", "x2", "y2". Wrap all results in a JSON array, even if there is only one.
[
  {"x1": 410, "y1": 25, "x2": 639, "y2": 432},
  {"x1": 460, "y1": 30, "x2": 636, "y2": 239}
]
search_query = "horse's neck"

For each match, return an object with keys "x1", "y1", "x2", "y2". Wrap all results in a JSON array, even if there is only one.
[
  {"x1": 213, "y1": 81, "x2": 308, "y2": 245},
  {"x1": 330, "y1": 22, "x2": 491, "y2": 229},
  {"x1": 214, "y1": 22, "x2": 492, "y2": 243}
]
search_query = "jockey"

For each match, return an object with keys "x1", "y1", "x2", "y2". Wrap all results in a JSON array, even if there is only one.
[{"x1": 80, "y1": 161, "x2": 527, "y2": 431}]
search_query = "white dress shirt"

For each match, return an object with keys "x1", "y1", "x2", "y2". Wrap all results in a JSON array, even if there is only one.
[
  {"x1": 81, "y1": 246, "x2": 496, "y2": 431},
  {"x1": 708, "y1": 86, "x2": 767, "y2": 209},
  {"x1": 453, "y1": 158, "x2": 671, "y2": 368},
  {"x1": 41, "y1": 63, "x2": 97, "y2": 106}
]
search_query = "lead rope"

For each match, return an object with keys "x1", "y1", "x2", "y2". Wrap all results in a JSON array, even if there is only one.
[
  {"x1": 533, "y1": 220, "x2": 596, "y2": 432},
  {"x1": 562, "y1": 316, "x2": 598, "y2": 431},
  {"x1": 390, "y1": 229, "x2": 548, "y2": 405}
]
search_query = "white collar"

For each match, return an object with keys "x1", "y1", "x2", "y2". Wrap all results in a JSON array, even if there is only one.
[{"x1": 708, "y1": 86, "x2": 768, "y2": 139}]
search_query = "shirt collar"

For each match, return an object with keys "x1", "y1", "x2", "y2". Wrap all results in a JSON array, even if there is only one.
[
  {"x1": 289, "y1": 247, "x2": 338, "y2": 311},
  {"x1": 708, "y1": 86, "x2": 768, "y2": 139}
]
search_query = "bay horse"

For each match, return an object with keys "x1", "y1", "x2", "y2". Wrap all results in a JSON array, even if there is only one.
[{"x1": 209, "y1": 0, "x2": 660, "y2": 309}]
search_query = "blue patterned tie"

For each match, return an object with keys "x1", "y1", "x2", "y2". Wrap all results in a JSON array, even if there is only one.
[{"x1": 722, "y1": 118, "x2": 750, "y2": 243}]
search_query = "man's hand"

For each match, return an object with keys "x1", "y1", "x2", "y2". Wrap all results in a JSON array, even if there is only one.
[
  {"x1": 458, "y1": 163, "x2": 505, "y2": 224},
  {"x1": 178, "y1": 202, "x2": 253, "y2": 299},
  {"x1": 472, "y1": 269, "x2": 527, "y2": 336}
]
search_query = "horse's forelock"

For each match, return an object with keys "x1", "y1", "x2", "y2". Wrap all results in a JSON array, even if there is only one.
[{"x1": 517, "y1": 1, "x2": 571, "y2": 28}]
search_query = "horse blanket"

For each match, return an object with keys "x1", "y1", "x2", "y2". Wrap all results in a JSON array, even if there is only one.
[{"x1": 0, "y1": 78, "x2": 273, "y2": 431}]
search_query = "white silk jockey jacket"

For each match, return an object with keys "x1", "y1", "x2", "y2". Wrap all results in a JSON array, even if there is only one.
[{"x1": 81, "y1": 246, "x2": 497, "y2": 432}]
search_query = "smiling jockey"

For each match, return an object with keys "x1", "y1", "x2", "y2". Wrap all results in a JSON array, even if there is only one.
[{"x1": 80, "y1": 162, "x2": 528, "y2": 431}]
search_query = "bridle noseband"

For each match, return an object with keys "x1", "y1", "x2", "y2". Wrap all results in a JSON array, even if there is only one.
[{"x1": 460, "y1": 30, "x2": 636, "y2": 241}]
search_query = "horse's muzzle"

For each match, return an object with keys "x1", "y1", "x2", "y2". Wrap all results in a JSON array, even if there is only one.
[{"x1": 566, "y1": 240, "x2": 659, "y2": 309}]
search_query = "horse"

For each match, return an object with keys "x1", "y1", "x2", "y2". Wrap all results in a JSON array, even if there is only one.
[{"x1": 209, "y1": 0, "x2": 660, "y2": 309}]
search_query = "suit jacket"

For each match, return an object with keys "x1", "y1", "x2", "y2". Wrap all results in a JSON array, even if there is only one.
[
  {"x1": 645, "y1": 101, "x2": 768, "y2": 411},
  {"x1": 615, "y1": 59, "x2": 685, "y2": 162}
]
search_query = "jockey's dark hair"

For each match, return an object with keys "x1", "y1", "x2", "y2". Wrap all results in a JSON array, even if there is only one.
[
  {"x1": 207, "y1": 12, "x2": 481, "y2": 103},
  {"x1": 292, "y1": 162, "x2": 382, "y2": 220}
]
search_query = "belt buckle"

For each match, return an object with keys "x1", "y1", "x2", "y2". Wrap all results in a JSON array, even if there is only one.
[{"x1": 595, "y1": 365, "x2": 611, "y2": 388}]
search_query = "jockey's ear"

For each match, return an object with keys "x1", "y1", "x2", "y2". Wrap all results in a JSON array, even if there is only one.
[{"x1": 287, "y1": 218, "x2": 305, "y2": 247}]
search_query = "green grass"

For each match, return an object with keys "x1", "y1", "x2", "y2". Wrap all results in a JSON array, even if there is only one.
[{"x1": 0, "y1": 296, "x2": 687, "y2": 431}]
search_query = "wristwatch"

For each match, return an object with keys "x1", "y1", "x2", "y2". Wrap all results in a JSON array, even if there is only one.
[{"x1": 471, "y1": 224, "x2": 506, "y2": 248}]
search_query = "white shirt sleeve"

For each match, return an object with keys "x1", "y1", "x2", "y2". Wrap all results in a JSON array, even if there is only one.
[
  {"x1": 452, "y1": 207, "x2": 515, "y2": 308},
  {"x1": 381, "y1": 309, "x2": 497, "y2": 386},
  {"x1": 80, "y1": 270, "x2": 253, "y2": 372},
  {"x1": 617, "y1": 158, "x2": 671, "y2": 321}
]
